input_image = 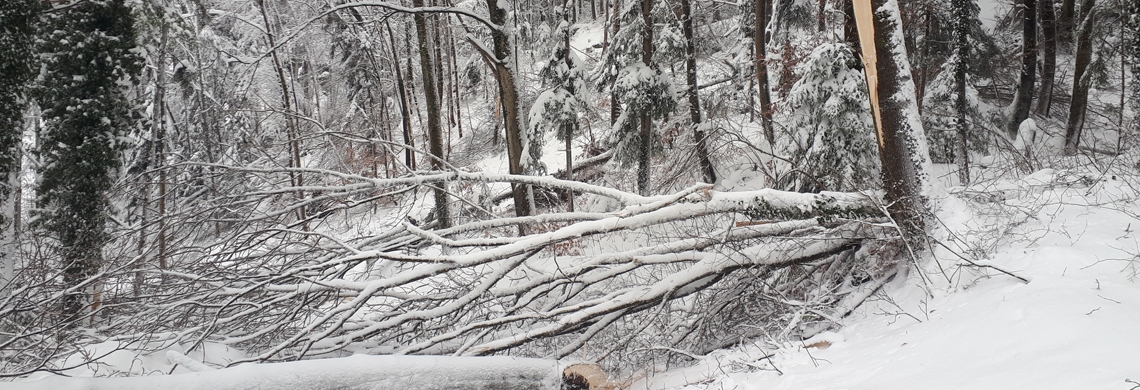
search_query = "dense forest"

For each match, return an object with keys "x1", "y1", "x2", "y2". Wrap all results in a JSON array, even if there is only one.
[{"x1": 0, "y1": 0, "x2": 1137, "y2": 380}]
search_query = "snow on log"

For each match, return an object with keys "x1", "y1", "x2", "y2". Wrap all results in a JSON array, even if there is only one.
[{"x1": 9, "y1": 355, "x2": 561, "y2": 390}]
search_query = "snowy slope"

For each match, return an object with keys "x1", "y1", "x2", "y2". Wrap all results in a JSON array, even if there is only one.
[{"x1": 632, "y1": 168, "x2": 1140, "y2": 390}]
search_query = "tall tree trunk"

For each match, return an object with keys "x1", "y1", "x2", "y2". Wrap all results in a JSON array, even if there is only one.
[
  {"x1": 1007, "y1": 0, "x2": 1037, "y2": 138},
  {"x1": 818, "y1": 0, "x2": 828, "y2": 31},
  {"x1": 561, "y1": 2, "x2": 577, "y2": 212},
  {"x1": 447, "y1": 21, "x2": 465, "y2": 138},
  {"x1": 610, "y1": 0, "x2": 622, "y2": 127},
  {"x1": 154, "y1": 22, "x2": 169, "y2": 272},
  {"x1": 412, "y1": 0, "x2": 451, "y2": 228},
  {"x1": 1063, "y1": 0, "x2": 1097, "y2": 154},
  {"x1": 256, "y1": 0, "x2": 306, "y2": 223},
  {"x1": 1036, "y1": 0, "x2": 1057, "y2": 116},
  {"x1": 1059, "y1": 0, "x2": 1076, "y2": 46},
  {"x1": 678, "y1": 0, "x2": 716, "y2": 184},
  {"x1": 638, "y1": 0, "x2": 656, "y2": 196},
  {"x1": 485, "y1": 0, "x2": 533, "y2": 221},
  {"x1": 844, "y1": 0, "x2": 860, "y2": 51},
  {"x1": 1128, "y1": 0, "x2": 1140, "y2": 134},
  {"x1": 953, "y1": 0, "x2": 972, "y2": 184},
  {"x1": 755, "y1": 0, "x2": 775, "y2": 146},
  {"x1": 386, "y1": 21, "x2": 416, "y2": 170},
  {"x1": 853, "y1": 0, "x2": 933, "y2": 239}
]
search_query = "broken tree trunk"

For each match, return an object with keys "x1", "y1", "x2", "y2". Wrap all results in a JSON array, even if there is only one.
[{"x1": 852, "y1": 0, "x2": 933, "y2": 239}]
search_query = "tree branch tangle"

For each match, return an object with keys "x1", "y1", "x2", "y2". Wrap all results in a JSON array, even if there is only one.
[{"x1": 17, "y1": 166, "x2": 905, "y2": 371}]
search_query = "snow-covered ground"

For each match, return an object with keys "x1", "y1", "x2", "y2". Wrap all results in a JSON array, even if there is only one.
[{"x1": 631, "y1": 167, "x2": 1140, "y2": 390}]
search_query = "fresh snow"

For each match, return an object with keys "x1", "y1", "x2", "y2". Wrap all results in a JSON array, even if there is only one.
[{"x1": 629, "y1": 168, "x2": 1140, "y2": 389}]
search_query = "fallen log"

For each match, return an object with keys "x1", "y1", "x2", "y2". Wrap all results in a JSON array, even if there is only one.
[{"x1": 9, "y1": 355, "x2": 562, "y2": 390}]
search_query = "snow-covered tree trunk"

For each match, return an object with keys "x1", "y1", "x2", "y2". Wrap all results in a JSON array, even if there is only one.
[
  {"x1": 7, "y1": 355, "x2": 563, "y2": 390},
  {"x1": 486, "y1": 0, "x2": 533, "y2": 221},
  {"x1": 854, "y1": 0, "x2": 933, "y2": 239}
]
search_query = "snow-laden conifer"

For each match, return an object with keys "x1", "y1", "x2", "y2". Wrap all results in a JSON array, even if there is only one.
[
  {"x1": 0, "y1": 0, "x2": 38, "y2": 306},
  {"x1": 594, "y1": 0, "x2": 679, "y2": 195},
  {"x1": 776, "y1": 43, "x2": 879, "y2": 192},
  {"x1": 32, "y1": 0, "x2": 143, "y2": 320}
]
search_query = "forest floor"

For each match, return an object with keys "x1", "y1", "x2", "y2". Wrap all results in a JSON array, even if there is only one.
[{"x1": 631, "y1": 163, "x2": 1140, "y2": 390}]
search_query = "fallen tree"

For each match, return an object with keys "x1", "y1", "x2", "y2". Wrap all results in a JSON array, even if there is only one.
[
  {"x1": 8, "y1": 355, "x2": 562, "y2": 390},
  {"x1": 2, "y1": 168, "x2": 903, "y2": 375}
]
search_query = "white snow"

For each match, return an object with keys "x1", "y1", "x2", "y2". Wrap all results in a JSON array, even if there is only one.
[{"x1": 629, "y1": 168, "x2": 1140, "y2": 389}]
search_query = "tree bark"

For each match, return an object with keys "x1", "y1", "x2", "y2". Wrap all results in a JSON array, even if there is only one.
[
  {"x1": 854, "y1": 0, "x2": 933, "y2": 239},
  {"x1": 412, "y1": 0, "x2": 451, "y2": 228},
  {"x1": 386, "y1": 21, "x2": 416, "y2": 170},
  {"x1": 679, "y1": 0, "x2": 717, "y2": 184},
  {"x1": 154, "y1": 22, "x2": 169, "y2": 271},
  {"x1": 485, "y1": 0, "x2": 533, "y2": 221},
  {"x1": 1063, "y1": 0, "x2": 1097, "y2": 154},
  {"x1": 1035, "y1": 0, "x2": 1057, "y2": 116},
  {"x1": 1059, "y1": 0, "x2": 1076, "y2": 46},
  {"x1": 953, "y1": 0, "x2": 971, "y2": 184},
  {"x1": 256, "y1": 0, "x2": 306, "y2": 223},
  {"x1": 1007, "y1": 0, "x2": 1037, "y2": 138},
  {"x1": 755, "y1": 0, "x2": 775, "y2": 146},
  {"x1": 637, "y1": 0, "x2": 656, "y2": 196}
]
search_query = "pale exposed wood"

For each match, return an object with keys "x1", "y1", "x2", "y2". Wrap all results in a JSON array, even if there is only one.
[{"x1": 852, "y1": 0, "x2": 884, "y2": 149}]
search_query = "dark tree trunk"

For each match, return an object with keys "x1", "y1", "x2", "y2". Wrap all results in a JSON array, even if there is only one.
[
  {"x1": 855, "y1": 0, "x2": 932, "y2": 239},
  {"x1": 679, "y1": 0, "x2": 717, "y2": 184},
  {"x1": 412, "y1": 0, "x2": 451, "y2": 228},
  {"x1": 485, "y1": 0, "x2": 532, "y2": 220},
  {"x1": 1059, "y1": 0, "x2": 1076, "y2": 46},
  {"x1": 610, "y1": 0, "x2": 622, "y2": 127},
  {"x1": 755, "y1": 0, "x2": 774, "y2": 146},
  {"x1": 637, "y1": 0, "x2": 655, "y2": 196},
  {"x1": 844, "y1": 0, "x2": 861, "y2": 52},
  {"x1": 1063, "y1": 0, "x2": 1097, "y2": 154},
  {"x1": 386, "y1": 21, "x2": 416, "y2": 170},
  {"x1": 256, "y1": 0, "x2": 306, "y2": 224},
  {"x1": 1036, "y1": 0, "x2": 1057, "y2": 116},
  {"x1": 1007, "y1": 0, "x2": 1037, "y2": 138},
  {"x1": 952, "y1": 0, "x2": 972, "y2": 184}
]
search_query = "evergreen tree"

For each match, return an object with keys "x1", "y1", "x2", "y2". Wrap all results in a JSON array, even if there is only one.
[
  {"x1": 595, "y1": 0, "x2": 680, "y2": 195},
  {"x1": 776, "y1": 43, "x2": 879, "y2": 192},
  {"x1": 0, "y1": 0, "x2": 39, "y2": 300},
  {"x1": 528, "y1": 5, "x2": 587, "y2": 189},
  {"x1": 922, "y1": 0, "x2": 986, "y2": 183},
  {"x1": 32, "y1": 0, "x2": 143, "y2": 319}
]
